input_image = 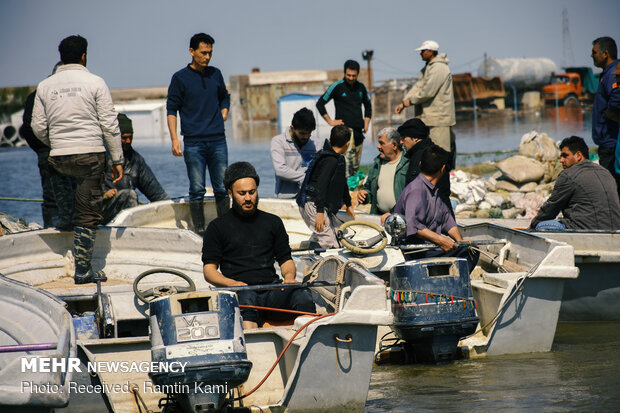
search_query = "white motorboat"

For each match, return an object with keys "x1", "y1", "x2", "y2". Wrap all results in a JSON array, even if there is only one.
[
  {"x1": 0, "y1": 227, "x2": 390, "y2": 412},
  {"x1": 109, "y1": 200, "x2": 581, "y2": 358},
  {"x1": 0, "y1": 275, "x2": 76, "y2": 412},
  {"x1": 459, "y1": 218, "x2": 620, "y2": 322}
]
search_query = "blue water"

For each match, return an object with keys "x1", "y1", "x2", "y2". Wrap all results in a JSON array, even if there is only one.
[
  {"x1": 0, "y1": 107, "x2": 591, "y2": 226},
  {"x1": 1, "y1": 108, "x2": 619, "y2": 412}
]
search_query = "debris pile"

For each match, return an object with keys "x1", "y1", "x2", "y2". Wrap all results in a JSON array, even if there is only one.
[
  {"x1": 0, "y1": 212, "x2": 41, "y2": 236},
  {"x1": 451, "y1": 131, "x2": 562, "y2": 220}
]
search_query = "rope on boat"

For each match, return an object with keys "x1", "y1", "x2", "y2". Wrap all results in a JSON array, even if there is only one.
[
  {"x1": 233, "y1": 313, "x2": 335, "y2": 402},
  {"x1": 471, "y1": 246, "x2": 509, "y2": 273},
  {"x1": 461, "y1": 255, "x2": 544, "y2": 340},
  {"x1": 130, "y1": 383, "x2": 150, "y2": 413},
  {"x1": 232, "y1": 256, "x2": 372, "y2": 405},
  {"x1": 0, "y1": 196, "x2": 43, "y2": 202},
  {"x1": 302, "y1": 256, "x2": 370, "y2": 311}
]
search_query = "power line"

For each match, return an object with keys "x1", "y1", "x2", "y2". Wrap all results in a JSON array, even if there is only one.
[
  {"x1": 451, "y1": 55, "x2": 485, "y2": 71},
  {"x1": 374, "y1": 57, "x2": 411, "y2": 74}
]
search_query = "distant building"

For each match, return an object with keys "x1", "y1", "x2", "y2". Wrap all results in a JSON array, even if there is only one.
[
  {"x1": 113, "y1": 99, "x2": 169, "y2": 140},
  {"x1": 229, "y1": 68, "x2": 370, "y2": 140}
]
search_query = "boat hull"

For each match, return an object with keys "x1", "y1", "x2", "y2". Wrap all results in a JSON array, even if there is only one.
[{"x1": 0, "y1": 228, "x2": 391, "y2": 412}]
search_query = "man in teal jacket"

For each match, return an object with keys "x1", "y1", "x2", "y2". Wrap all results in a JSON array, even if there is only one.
[{"x1": 357, "y1": 127, "x2": 409, "y2": 214}]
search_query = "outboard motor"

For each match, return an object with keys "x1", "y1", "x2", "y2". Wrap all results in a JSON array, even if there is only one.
[
  {"x1": 390, "y1": 258, "x2": 478, "y2": 363},
  {"x1": 149, "y1": 291, "x2": 252, "y2": 412}
]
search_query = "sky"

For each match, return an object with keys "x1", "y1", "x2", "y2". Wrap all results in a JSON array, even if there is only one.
[{"x1": 1, "y1": 0, "x2": 619, "y2": 89}]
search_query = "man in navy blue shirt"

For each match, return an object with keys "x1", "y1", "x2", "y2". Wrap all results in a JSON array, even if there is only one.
[
  {"x1": 591, "y1": 36, "x2": 620, "y2": 193},
  {"x1": 167, "y1": 33, "x2": 231, "y2": 234}
]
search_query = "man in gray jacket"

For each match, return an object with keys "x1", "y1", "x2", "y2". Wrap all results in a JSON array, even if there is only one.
[
  {"x1": 270, "y1": 108, "x2": 320, "y2": 198},
  {"x1": 395, "y1": 40, "x2": 456, "y2": 154},
  {"x1": 530, "y1": 136, "x2": 620, "y2": 231},
  {"x1": 32, "y1": 35, "x2": 123, "y2": 284}
]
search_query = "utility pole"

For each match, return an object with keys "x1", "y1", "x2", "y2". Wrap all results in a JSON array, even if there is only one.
[
  {"x1": 362, "y1": 49, "x2": 374, "y2": 138},
  {"x1": 562, "y1": 7, "x2": 575, "y2": 68},
  {"x1": 362, "y1": 50, "x2": 374, "y2": 92}
]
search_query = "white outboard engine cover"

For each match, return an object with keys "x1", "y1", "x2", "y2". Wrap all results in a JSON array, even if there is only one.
[{"x1": 149, "y1": 291, "x2": 252, "y2": 412}]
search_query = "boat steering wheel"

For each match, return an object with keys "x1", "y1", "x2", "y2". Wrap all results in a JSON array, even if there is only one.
[
  {"x1": 133, "y1": 268, "x2": 197, "y2": 304},
  {"x1": 338, "y1": 220, "x2": 388, "y2": 255}
]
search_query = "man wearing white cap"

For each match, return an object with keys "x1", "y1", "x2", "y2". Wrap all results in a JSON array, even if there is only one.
[{"x1": 395, "y1": 40, "x2": 456, "y2": 155}]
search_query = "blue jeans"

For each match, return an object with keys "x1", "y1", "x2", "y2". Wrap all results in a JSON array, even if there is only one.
[
  {"x1": 535, "y1": 220, "x2": 567, "y2": 231},
  {"x1": 183, "y1": 137, "x2": 228, "y2": 201}
]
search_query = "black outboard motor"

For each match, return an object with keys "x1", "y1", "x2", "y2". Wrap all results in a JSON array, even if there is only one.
[
  {"x1": 149, "y1": 291, "x2": 252, "y2": 412},
  {"x1": 390, "y1": 258, "x2": 478, "y2": 363}
]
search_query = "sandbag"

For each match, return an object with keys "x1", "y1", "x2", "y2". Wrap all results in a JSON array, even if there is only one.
[
  {"x1": 518, "y1": 131, "x2": 560, "y2": 162},
  {"x1": 484, "y1": 192, "x2": 512, "y2": 208},
  {"x1": 496, "y1": 155, "x2": 545, "y2": 183},
  {"x1": 517, "y1": 182, "x2": 538, "y2": 193},
  {"x1": 495, "y1": 180, "x2": 520, "y2": 192}
]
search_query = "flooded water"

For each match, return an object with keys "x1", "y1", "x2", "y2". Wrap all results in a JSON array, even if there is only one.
[
  {"x1": 0, "y1": 106, "x2": 591, "y2": 226},
  {"x1": 366, "y1": 322, "x2": 620, "y2": 412},
  {"x1": 1, "y1": 107, "x2": 619, "y2": 411}
]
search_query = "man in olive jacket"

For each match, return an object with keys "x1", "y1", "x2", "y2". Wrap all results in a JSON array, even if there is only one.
[
  {"x1": 357, "y1": 127, "x2": 408, "y2": 214},
  {"x1": 395, "y1": 40, "x2": 456, "y2": 153},
  {"x1": 530, "y1": 136, "x2": 620, "y2": 231}
]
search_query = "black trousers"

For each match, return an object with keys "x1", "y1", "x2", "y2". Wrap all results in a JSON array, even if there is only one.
[
  {"x1": 49, "y1": 153, "x2": 106, "y2": 229},
  {"x1": 598, "y1": 146, "x2": 620, "y2": 196},
  {"x1": 236, "y1": 284, "x2": 315, "y2": 324},
  {"x1": 405, "y1": 245, "x2": 480, "y2": 275}
]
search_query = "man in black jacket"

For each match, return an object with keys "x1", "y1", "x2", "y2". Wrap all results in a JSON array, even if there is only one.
[
  {"x1": 19, "y1": 63, "x2": 62, "y2": 227},
  {"x1": 316, "y1": 60, "x2": 372, "y2": 178},
  {"x1": 398, "y1": 118, "x2": 453, "y2": 215},
  {"x1": 101, "y1": 114, "x2": 169, "y2": 224},
  {"x1": 297, "y1": 125, "x2": 356, "y2": 248},
  {"x1": 530, "y1": 136, "x2": 620, "y2": 230}
]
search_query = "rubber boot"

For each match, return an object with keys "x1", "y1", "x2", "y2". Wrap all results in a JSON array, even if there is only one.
[
  {"x1": 73, "y1": 226, "x2": 101, "y2": 284},
  {"x1": 189, "y1": 201, "x2": 205, "y2": 236},
  {"x1": 215, "y1": 196, "x2": 230, "y2": 218}
]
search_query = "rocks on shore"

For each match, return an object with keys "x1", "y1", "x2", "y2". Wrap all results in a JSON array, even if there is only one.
[{"x1": 451, "y1": 131, "x2": 563, "y2": 221}]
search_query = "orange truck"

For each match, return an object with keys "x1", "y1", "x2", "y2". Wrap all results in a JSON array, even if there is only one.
[{"x1": 541, "y1": 67, "x2": 600, "y2": 106}]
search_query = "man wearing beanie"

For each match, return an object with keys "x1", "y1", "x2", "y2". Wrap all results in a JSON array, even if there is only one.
[
  {"x1": 101, "y1": 113, "x2": 169, "y2": 224},
  {"x1": 395, "y1": 40, "x2": 456, "y2": 156},
  {"x1": 398, "y1": 118, "x2": 453, "y2": 215},
  {"x1": 202, "y1": 162, "x2": 315, "y2": 329}
]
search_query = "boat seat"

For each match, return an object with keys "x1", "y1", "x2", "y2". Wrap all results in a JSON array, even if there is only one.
[{"x1": 480, "y1": 272, "x2": 528, "y2": 289}]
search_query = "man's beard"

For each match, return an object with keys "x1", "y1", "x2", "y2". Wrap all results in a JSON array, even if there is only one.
[
  {"x1": 232, "y1": 195, "x2": 259, "y2": 217},
  {"x1": 292, "y1": 135, "x2": 308, "y2": 149}
]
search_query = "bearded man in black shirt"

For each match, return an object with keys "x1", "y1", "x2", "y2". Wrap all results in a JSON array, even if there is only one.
[{"x1": 202, "y1": 162, "x2": 315, "y2": 329}]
